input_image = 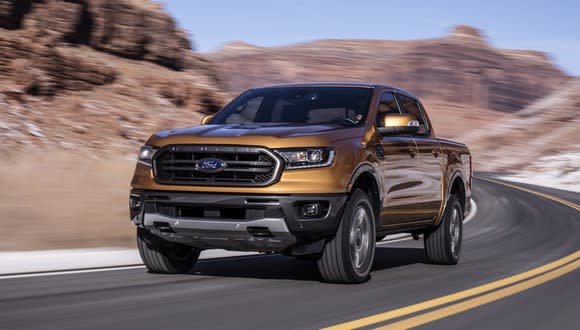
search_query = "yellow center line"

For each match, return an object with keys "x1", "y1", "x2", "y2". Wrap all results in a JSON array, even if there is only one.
[
  {"x1": 322, "y1": 177, "x2": 580, "y2": 330},
  {"x1": 375, "y1": 260, "x2": 580, "y2": 330},
  {"x1": 322, "y1": 252, "x2": 579, "y2": 330},
  {"x1": 476, "y1": 176, "x2": 580, "y2": 212}
]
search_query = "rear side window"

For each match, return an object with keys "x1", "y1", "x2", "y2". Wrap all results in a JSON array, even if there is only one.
[{"x1": 396, "y1": 94, "x2": 429, "y2": 136}]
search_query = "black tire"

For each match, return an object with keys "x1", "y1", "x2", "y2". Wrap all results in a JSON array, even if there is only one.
[
  {"x1": 137, "y1": 227, "x2": 201, "y2": 274},
  {"x1": 317, "y1": 189, "x2": 376, "y2": 283},
  {"x1": 424, "y1": 195, "x2": 463, "y2": 264}
]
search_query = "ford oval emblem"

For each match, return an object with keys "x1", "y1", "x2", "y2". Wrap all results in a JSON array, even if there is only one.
[{"x1": 196, "y1": 158, "x2": 227, "y2": 173}]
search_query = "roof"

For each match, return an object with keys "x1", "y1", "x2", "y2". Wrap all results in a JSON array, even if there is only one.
[{"x1": 253, "y1": 82, "x2": 420, "y2": 99}]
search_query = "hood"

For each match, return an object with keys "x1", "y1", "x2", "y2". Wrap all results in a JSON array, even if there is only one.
[{"x1": 147, "y1": 123, "x2": 364, "y2": 148}]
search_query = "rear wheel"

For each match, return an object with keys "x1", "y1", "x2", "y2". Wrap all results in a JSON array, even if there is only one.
[
  {"x1": 424, "y1": 195, "x2": 463, "y2": 264},
  {"x1": 137, "y1": 227, "x2": 201, "y2": 273},
  {"x1": 317, "y1": 189, "x2": 376, "y2": 283}
]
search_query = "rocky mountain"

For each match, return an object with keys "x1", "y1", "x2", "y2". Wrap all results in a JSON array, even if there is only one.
[
  {"x1": 0, "y1": 2, "x2": 574, "y2": 170},
  {"x1": 0, "y1": 0, "x2": 227, "y2": 154},
  {"x1": 209, "y1": 25, "x2": 568, "y2": 114},
  {"x1": 208, "y1": 27, "x2": 577, "y2": 171},
  {"x1": 461, "y1": 76, "x2": 580, "y2": 171}
]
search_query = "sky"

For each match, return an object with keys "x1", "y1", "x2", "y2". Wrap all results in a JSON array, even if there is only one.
[{"x1": 164, "y1": 0, "x2": 580, "y2": 76}]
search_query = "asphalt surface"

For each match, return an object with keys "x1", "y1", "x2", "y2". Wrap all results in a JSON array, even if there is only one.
[{"x1": 1, "y1": 176, "x2": 579, "y2": 330}]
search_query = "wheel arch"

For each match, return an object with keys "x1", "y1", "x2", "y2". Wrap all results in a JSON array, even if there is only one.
[
  {"x1": 448, "y1": 171, "x2": 467, "y2": 214},
  {"x1": 347, "y1": 163, "x2": 382, "y2": 226}
]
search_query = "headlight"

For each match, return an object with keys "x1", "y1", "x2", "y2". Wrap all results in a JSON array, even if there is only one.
[
  {"x1": 138, "y1": 145, "x2": 158, "y2": 166},
  {"x1": 276, "y1": 148, "x2": 335, "y2": 169}
]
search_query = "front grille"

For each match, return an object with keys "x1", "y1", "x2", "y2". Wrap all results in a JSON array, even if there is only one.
[{"x1": 153, "y1": 145, "x2": 282, "y2": 186}]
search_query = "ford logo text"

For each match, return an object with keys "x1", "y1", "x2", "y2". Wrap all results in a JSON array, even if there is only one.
[{"x1": 196, "y1": 158, "x2": 227, "y2": 173}]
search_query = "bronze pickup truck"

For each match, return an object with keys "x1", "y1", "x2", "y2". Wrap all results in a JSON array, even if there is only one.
[{"x1": 129, "y1": 82, "x2": 472, "y2": 283}]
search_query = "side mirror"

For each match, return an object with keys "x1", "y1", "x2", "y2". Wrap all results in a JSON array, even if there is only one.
[
  {"x1": 378, "y1": 114, "x2": 420, "y2": 136},
  {"x1": 200, "y1": 115, "x2": 214, "y2": 125}
]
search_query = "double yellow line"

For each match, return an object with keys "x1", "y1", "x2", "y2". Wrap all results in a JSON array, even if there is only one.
[
  {"x1": 479, "y1": 177, "x2": 580, "y2": 212},
  {"x1": 323, "y1": 177, "x2": 580, "y2": 330}
]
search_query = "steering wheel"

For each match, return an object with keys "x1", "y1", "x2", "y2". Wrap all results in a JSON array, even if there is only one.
[{"x1": 329, "y1": 117, "x2": 358, "y2": 125}]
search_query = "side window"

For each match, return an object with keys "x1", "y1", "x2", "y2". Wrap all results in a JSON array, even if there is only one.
[
  {"x1": 376, "y1": 92, "x2": 400, "y2": 127},
  {"x1": 396, "y1": 94, "x2": 428, "y2": 135}
]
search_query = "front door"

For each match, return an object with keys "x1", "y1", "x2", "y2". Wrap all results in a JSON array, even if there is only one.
[
  {"x1": 397, "y1": 94, "x2": 443, "y2": 221},
  {"x1": 374, "y1": 91, "x2": 423, "y2": 226},
  {"x1": 378, "y1": 137, "x2": 424, "y2": 226}
]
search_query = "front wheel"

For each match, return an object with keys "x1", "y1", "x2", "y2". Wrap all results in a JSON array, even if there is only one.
[
  {"x1": 317, "y1": 189, "x2": 376, "y2": 283},
  {"x1": 137, "y1": 227, "x2": 201, "y2": 274},
  {"x1": 424, "y1": 195, "x2": 463, "y2": 264}
]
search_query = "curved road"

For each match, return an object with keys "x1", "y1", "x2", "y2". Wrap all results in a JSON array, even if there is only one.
[{"x1": 1, "y1": 176, "x2": 579, "y2": 329}]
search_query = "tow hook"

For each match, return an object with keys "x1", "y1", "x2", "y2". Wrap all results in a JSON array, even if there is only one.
[{"x1": 411, "y1": 232, "x2": 421, "y2": 240}]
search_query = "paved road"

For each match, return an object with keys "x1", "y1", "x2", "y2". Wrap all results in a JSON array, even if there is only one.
[{"x1": 1, "y1": 177, "x2": 578, "y2": 330}]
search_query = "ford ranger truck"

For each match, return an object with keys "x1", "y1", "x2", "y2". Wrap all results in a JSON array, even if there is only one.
[{"x1": 130, "y1": 83, "x2": 472, "y2": 284}]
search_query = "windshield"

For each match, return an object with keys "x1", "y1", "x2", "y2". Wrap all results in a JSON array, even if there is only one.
[{"x1": 211, "y1": 87, "x2": 373, "y2": 127}]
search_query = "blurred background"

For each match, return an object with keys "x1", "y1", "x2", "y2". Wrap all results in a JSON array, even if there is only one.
[{"x1": 0, "y1": 0, "x2": 578, "y2": 251}]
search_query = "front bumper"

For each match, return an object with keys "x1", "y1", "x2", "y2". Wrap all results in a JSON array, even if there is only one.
[{"x1": 130, "y1": 189, "x2": 347, "y2": 252}]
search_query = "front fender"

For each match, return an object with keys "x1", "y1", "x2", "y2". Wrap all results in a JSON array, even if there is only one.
[{"x1": 347, "y1": 162, "x2": 383, "y2": 202}]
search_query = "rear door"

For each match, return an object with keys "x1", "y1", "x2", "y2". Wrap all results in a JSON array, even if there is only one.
[
  {"x1": 375, "y1": 91, "x2": 423, "y2": 226},
  {"x1": 396, "y1": 93, "x2": 443, "y2": 221}
]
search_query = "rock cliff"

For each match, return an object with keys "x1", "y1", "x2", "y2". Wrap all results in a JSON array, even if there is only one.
[
  {"x1": 0, "y1": 0, "x2": 226, "y2": 153},
  {"x1": 209, "y1": 25, "x2": 568, "y2": 113}
]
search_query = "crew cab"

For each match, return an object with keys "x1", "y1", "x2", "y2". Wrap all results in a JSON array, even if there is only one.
[{"x1": 129, "y1": 82, "x2": 472, "y2": 283}]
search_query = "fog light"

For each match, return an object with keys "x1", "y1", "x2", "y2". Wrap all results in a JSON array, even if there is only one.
[
  {"x1": 301, "y1": 203, "x2": 321, "y2": 218},
  {"x1": 130, "y1": 195, "x2": 142, "y2": 211}
]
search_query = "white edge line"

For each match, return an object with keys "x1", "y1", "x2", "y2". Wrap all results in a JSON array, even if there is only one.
[
  {"x1": 1, "y1": 200, "x2": 478, "y2": 280},
  {"x1": 0, "y1": 253, "x2": 265, "y2": 280},
  {"x1": 0, "y1": 265, "x2": 146, "y2": 280},
  {"x1": 464, "y1": 199, "x2": 478, "y2": 224},
  {"x1": 377, "y1": 199, "x2": 478, "y2": 245}
]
